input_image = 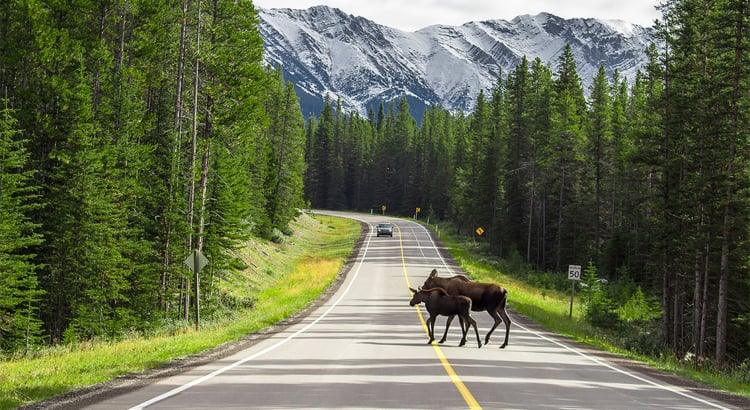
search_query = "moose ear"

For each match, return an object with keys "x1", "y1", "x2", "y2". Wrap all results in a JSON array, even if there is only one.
[
  {"x1": 409, "y1": 287, "x2": 418, "y2": 293},
  {"x1": 430, "y1": 269, "x2": 438, "y2": 277}
]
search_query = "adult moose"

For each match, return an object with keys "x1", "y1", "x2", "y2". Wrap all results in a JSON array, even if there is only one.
[
  {"x1": 422, "y1": 269, "x2": 511, "y2": 348},
  {"x1": 409, "y1": 287, "x2": 482, "y2": 348}
]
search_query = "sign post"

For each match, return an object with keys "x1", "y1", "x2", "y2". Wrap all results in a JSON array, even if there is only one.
[
  {"x1": 567, "y1": 264, "x2": 581, "y2": 319},
  {"x1": 184, "y1": 249, "x2": 209, "y2": 330}
]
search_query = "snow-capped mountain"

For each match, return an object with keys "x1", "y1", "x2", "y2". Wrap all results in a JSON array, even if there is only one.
[{"x1": 258, "y1": 6, "x2": 655, "y2": 118}]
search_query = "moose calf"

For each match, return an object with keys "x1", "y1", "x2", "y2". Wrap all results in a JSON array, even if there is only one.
[{"x1": 409, "y1": 287, "x2": 482, "y2": 348}]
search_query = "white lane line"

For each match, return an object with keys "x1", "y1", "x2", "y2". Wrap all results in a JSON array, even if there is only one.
[
  {"x1": 129, "y1": 221, "x2": 374, "y2": 410},
  {"x1": 411, "y1": 221, "x2": 454, "y2": 275},
  {"x1": 513, "y1": 321, "x2": 732, "y2": 410}
]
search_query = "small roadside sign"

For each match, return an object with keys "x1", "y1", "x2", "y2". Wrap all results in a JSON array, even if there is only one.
[
  {"x1": 184, "y1": 250, "x2": 209, "y2": 273},
  {"x1": 567, "y1": 264, "x2": 581, "y2": 319},
  {"x1": 184, "y1": 249, "x2": 209, "y2": 330},
  {"x1": 568, "y1": 264, "x2": 581, "y2": 281},
  {"x1": 475, "y1": 227, "x2": 485, "y2": 236}
]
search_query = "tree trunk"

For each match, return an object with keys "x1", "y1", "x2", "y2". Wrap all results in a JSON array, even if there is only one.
[
  {"x1": 175, "y1": 0, "x2": 189, "y2": 130},
  {"x1": 526, "y1": 169, "x2": 535, "y2": 263},
  {"x1": 700, "y1": 234, "x2": 710, "y2": 358},
  {"x1": 594, "y1": 132, "x2": 601, "y2": 262},
  {"x1": 186, "y1": 0, "x2": 202, "y2": 323},
  {"x1": 716, "y1": 192, "x2": 731, "y2": 368},
  {"x1": 691, "y1": 210, "x2": 704, "y2": 363},
  {"x1": 661, "y1": 35, "x2": 673, "y2": 353},
  {"x1": 539, "y1": 175, "x2": 547, "y2": 269},
  {"x1": 163, "y1": 0, "x2": 190, "y2": 314},
  {"x1": 556, "y1": 168, "x2": 564, "y2": 271}
]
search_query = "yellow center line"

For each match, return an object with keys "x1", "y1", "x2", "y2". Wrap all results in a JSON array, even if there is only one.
[{"x1": 397, "y1": 224, "x2": 482, "y2": 410}]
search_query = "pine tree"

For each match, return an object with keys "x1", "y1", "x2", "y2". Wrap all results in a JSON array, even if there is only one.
[
  {"x1": 546, "y1": 44, "x2": 587, "y2": 271},
  {"x1": 527, "y1": 58, "x2": 554, "y2": 268},
  {"x1": 625, "y1": 45, "x2": 665, "y2": 290},
  {"x1": 303, "y1": 115, "x2": 318, "y2": 205},
  {"x1": 504, "y1": 57, "x2": 532, "y2": 257},
  {"x1": 586, "y1": 66, "x2": 614, "y2": 265},
  {"x1": 309, "y1": 96, "x2": 335, "y2": 208},
  {"x1": 264, "y1": 69, "x2": 306, "y2": 233},
  {"x1": 487, "y1": 77, "x2": 509, "y2": 253},
  {"x1": 420, "y1": 106, "x2": 456, "y2": 220},
  {"x1": 0, "y1": 100, "x2": 44, "y2": 352},
  {"x1": 328, "y1": 99, "x2": 347, "y2": 209},
  {"x1": 392, "y1": 98, "x2": 416, "y2": 213},
  {"x1": 603, "y1": 71, "x2": 632, "y2": 276},
  {"x1": 454, "y1": 91, "x2": 494, "y2": 234}
]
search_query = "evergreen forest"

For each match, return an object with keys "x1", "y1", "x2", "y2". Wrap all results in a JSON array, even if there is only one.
[
  {"x1": 303, "y1": 2, "x2": 750, "y2": 369},
  {"x1": 0, "y1": 0, "x2": 748, "y2": 378},
  {"x1": 0, "y1": 0, "x2": 307, "y2": 350}
]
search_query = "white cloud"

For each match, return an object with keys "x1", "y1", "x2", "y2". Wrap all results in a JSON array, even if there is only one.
[{"x1": 253, "y1": 0, "x2": 661, "y2": 31}]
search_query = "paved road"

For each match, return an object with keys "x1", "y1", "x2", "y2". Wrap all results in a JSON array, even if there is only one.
[{"x1": 82, "y1": 212, "x2": 738, "y2": 409}]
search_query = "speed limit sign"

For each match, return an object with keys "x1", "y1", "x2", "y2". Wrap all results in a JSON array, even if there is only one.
[
  {"x1": 568, "y1": 264, "x2": 581, "y2": 281},
  {"x1": 568, "y1": 264, "x2": 582, "y2": 318}
]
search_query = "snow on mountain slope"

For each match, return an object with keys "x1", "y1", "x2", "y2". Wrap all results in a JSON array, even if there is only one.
[{"x1": 258, "y1": 6, "x2": 655, "y2": 118}]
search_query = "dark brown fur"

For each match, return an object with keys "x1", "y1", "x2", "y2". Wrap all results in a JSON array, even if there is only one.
[
  {"x1": 422, "y1": 269, "x2": 511, "y2": 348},
  {"x1": 409, "y1": 287, "x2": 482, "y2": 348}
]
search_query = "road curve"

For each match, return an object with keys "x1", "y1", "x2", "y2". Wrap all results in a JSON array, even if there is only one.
[{"x1": 77, "y1": 211, "x2": 739, "y2": 409}]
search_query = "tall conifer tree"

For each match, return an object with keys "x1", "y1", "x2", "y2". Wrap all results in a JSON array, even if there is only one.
[{"x1": 0, "y1": 100, "x2": 44, "y2": 351}]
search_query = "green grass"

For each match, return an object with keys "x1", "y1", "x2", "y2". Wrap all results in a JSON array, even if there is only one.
[
  {"x1": 435, "y1": 223, "x2": 750, "y2": 399},
  {"x1": 0, "y1": 213, "x2": 360, "y2": 410}
]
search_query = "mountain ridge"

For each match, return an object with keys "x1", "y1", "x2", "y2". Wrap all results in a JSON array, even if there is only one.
[{"x1": 258, "y1": 6, "x2": 656, "y2": 118}]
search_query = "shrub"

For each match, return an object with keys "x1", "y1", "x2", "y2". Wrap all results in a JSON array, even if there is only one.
[
  {"x1": 618, "y1": 287, "x2": 660, "y2": 322},
  {"x1": 281, "y1": 225, "x2": 294, "y2": 236},
  {"x1": 581, "y1": 261, "x2": 621, "y2": 329},
  {"x1": 271, "y1": 228, "x2": 285, "y2": 244},
  {"x1": 621, "y1": 319, "x2": 665, "y2": 357},
  {"x1": 733, "y1": 359, "x2": 750, "y2": 385}
]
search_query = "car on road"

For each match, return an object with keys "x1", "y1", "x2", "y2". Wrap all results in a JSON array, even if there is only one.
[{"x1": 376, "y1": 222, "x2": 393, "y2": 237}]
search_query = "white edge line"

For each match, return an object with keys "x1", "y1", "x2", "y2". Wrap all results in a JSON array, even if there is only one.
[
  {"x1": 514, "y1": 321, "x2": 732, "y2": 410},
  {"x1": 411, "y1": 220, "x2": 454, "y2": 275},
  {"x1": 129, "y1": 220, "x2": 373, "y2": 410}
]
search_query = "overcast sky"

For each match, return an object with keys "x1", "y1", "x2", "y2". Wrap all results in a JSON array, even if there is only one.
[{"x1": 253, "y1": 0, "x2": 663, "y2": 31}]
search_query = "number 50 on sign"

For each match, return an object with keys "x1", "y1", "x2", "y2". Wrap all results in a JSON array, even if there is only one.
[{"x1": 568, "y1": 264, "x2": 581, "y2": 281}]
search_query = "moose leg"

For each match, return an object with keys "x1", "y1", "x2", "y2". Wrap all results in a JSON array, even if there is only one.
[
  {"x1": 458, "y1": 314, "x2": 469, "y2": 347},
  {"x1": 465, "y1": 314, "x2": 482, "y2": 348},
  {"x1": 484, "y1": 308, "x2": 512, "y2": 348},
  {"x1": 439, "y1": 314, "x2": 455, "y2": 344},
  {"x1": 483, "y1": 310, "x2": 503, "y2": 346},
  {"x1": 426, "y1": 316, "x2": 436, "y2": 344},
  {"x1": 498, "y1": 308, "x2": 512, "y2": 349}
]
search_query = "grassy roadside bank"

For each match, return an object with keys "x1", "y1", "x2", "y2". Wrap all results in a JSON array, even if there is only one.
[
  {"x1": 1, "y1": 213, "x2": 361, "y2": 410},
  {"x1": 432, "y1": 224, "x2": 750, "y2": 400}
]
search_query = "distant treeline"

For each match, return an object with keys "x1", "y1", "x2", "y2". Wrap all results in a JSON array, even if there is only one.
[{"x1": 303, "y1": 1, "x2": 749, "y2": 368}]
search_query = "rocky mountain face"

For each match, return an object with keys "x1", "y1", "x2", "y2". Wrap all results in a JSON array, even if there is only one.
[{"x1": 258, "y1": 6, "x2": 655, "y2": 119}]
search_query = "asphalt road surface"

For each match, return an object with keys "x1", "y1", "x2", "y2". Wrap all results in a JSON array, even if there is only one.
[{"x1": 78, "y1": 211, "x2": 740, "y2": 409}]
